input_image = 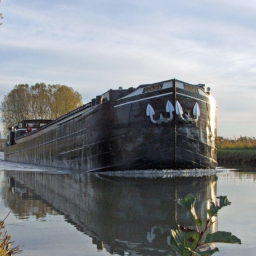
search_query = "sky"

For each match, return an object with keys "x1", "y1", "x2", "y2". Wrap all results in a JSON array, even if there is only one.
[{"x1": 0, "y1": 0, "x2": 256, "y2": 138}]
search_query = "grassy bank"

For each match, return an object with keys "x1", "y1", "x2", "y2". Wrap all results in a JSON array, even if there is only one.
[
  {"x1": 217, "y1": 149, "x2": 256, "y2": 165},
  {"x1": 216, "y1": 136, "x2": 256, "y2": 165}
]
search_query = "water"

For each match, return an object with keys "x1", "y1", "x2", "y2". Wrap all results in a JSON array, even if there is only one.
[{"x1": 0, "y1": 153, "x2": 254, "y2": 256}]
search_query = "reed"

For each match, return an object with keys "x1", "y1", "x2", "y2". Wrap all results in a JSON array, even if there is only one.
[
  {"x1": 0, "y1": 203, "x2": 22, "y2": 255},
  {"x1": 216, "y1": 136, "x2": 256, "y2": 149},
  {"x1": 216, "y1": 136, "x2": 256, "y2": 165},
  {"x1": 217, "y1": 149, "x2": 256, "y2": 165}
]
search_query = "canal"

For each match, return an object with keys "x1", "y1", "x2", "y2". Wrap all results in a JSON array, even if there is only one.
[{"x1": 0, "y1": 153, "x2": 254, "y2": 256}]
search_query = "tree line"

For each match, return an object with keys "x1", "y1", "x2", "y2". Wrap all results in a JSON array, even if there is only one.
[
  {"x1": 0, "y1": 83, "x2": 83, "y2": 133},
  {"x1": 216, "y1": 136, "x2": 256, "y2": 150}
]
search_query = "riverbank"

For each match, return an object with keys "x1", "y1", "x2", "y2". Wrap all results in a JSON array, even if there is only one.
[{"x1": 217, "y1": 149, "x2": 256, "y2": 165}]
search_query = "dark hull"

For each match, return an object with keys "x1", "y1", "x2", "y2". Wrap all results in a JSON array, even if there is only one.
[{"x1": 4, "y1": 79, "x2": 217, "y2": 171}]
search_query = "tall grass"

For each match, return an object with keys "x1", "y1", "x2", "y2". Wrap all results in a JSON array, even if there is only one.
[
  {"x1": 217, "y1": 149, "x2": 256, "y2": 165},
  {"x1": 216, "y1": 136, "x2": 256, "y2": 150},
  {"x1": 216, "y1": 136, "x2": 256, "y2": 165},
  {"x1": 0, "y1": 203, "x2": 22, "y2": 255}
]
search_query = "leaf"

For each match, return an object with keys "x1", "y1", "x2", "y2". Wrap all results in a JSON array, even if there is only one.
[
  {"x1": 207, "y1": 201, "x2": 218, "y2": 217},
  {"x1": 176, "y1": 195, "x2": 203, "y2": 227},
  {"x1": 207, "y1": 196, "x2": 231, "y2": 217},
  {"x1": 205, "y1": 231, "x2": 241, "y2": 244},
  {"x1": 184, "y1": 230, "x2": 200, "y2": 251},
  {"x1": 197, "y1": 247, "x2": 219, "y2": 255},
  {"x1": 170, "y1": 228, "x2": 201, "y2": 256},
  {"x1": 217, "y1": 196, "x2": 231, "y2": 209},
  {"x1": 185, "y1": 247, "x2": 201, "y2": 256},
  {"x1": 170, "y1": 229, "x2": 185, "y2": 255}
]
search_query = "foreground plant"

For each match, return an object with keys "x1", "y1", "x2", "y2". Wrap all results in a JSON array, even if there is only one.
[
  {"x1": 0, "y1": 206, "x2": 22, "y2": 255},
  {"x1": 170, "y1": 195, "x2": 241, "y2": 256}
]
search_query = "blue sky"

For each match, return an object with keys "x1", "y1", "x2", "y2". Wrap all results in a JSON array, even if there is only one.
[{"x1": 0, "y1": 0, "x2": 256, "y2": 137}]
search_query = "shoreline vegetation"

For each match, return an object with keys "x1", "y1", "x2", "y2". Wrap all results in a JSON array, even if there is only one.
[
  {"x1": 216, "y1": 136, "x2": 256, "y2": 165},
  {"x1": 0, "y1": 203, "x2": 22, "y2": 255}
]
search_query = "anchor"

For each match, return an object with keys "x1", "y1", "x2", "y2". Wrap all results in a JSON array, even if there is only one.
[
  {"x1": 146, "y1": 100, "x2": 174, "y2": 124},
  {"x1": 175, "y1": 100, "x2": 200, "y2": 123},
  {"x1": 146, "y1": 100, "x2": 200, "y2": 124},
  {"x1": 147, "y1": 227, "x2": 156, "y2": 243}
]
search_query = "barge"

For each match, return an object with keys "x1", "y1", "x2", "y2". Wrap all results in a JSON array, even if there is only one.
[{"x1": 4, "y1": 78, "x2": 217, "y2": 171}]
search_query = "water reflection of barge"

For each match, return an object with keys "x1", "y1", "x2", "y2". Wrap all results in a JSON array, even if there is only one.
[
  {"x1": 6, "y1": 171, "x2": 217, "y2": 255},
  {"x1": 4, "y1": 79, "x2": 217, "y2": 171}
]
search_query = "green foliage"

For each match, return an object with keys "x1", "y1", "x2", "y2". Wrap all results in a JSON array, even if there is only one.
[
  {"x1": 217, "y1": 149, "x2": 256, "y2": 165},
  {"x1": 197, "y1": 248, "x2": 219, "y2": 256},
  {"x1": 205, "y1": 231, "x2": 241, "y2": 244},
  {"x1": 217, "y1": 196, "x2": 231, "y2": 209},
  {"x1": 176, "y1": 195, "x2": 202, "y2": 227},
  {"x1": 216, "y1": 135, "x2": 256, "y2": 164},
  {"x1": 170, "y1": 195, "x2": 241, "y2": 256},
  {"x1": 207, "y1": 201, "x2": 219, "y2": 217},
  {"x1": 207, "y1": 196, "x2": 231, "y2": 217},
  {"x1": 170, "y1": 228, "x2": 200, "y2": 256}
]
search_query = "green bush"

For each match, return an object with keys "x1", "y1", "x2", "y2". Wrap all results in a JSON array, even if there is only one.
[{"x1": 170, "y1": 195, "x2": 241, "y2": 256}]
